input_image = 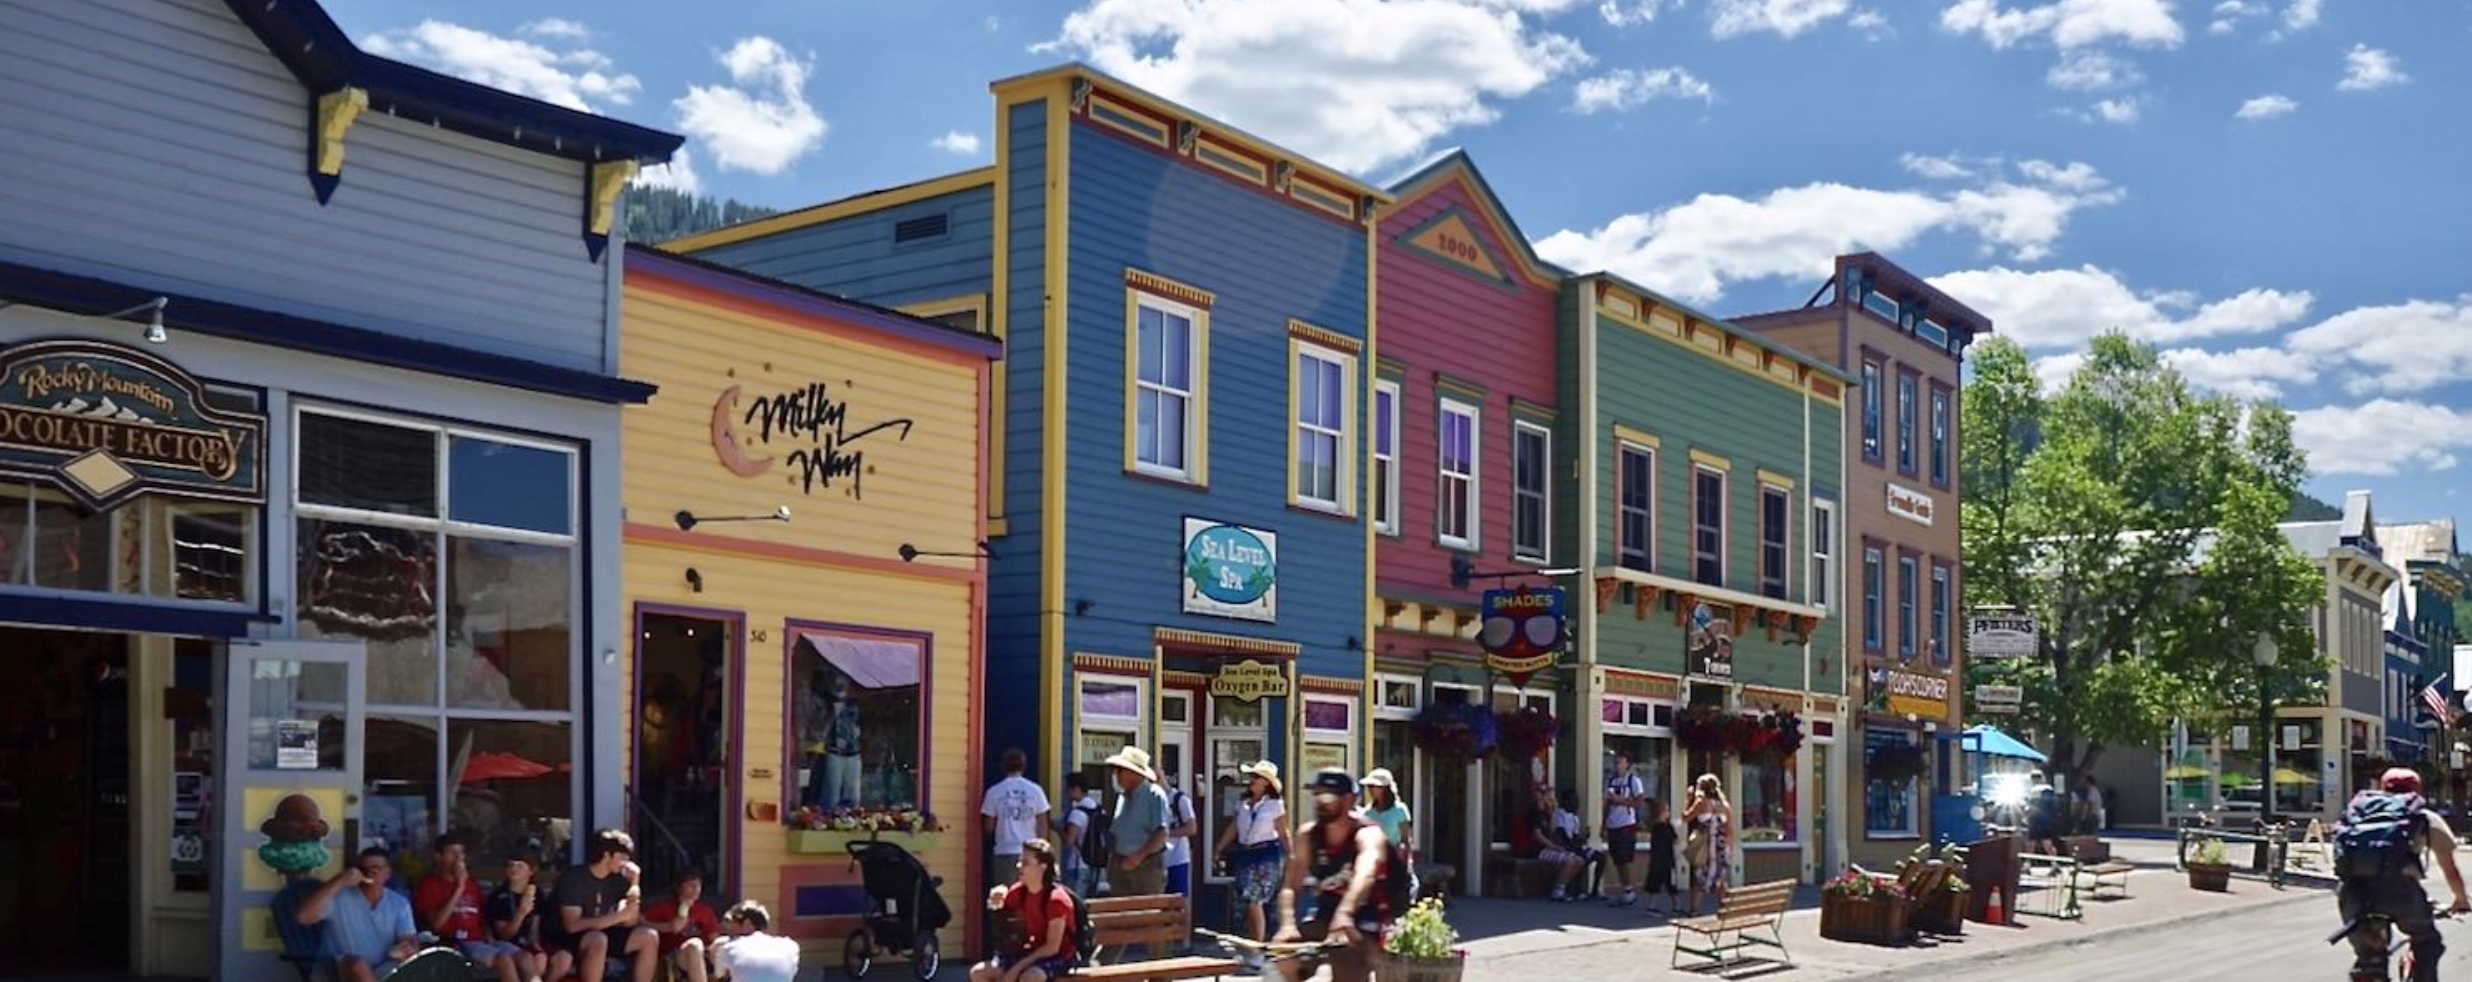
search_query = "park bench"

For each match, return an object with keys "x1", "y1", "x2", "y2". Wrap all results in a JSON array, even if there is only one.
[
  {"x1": 1001, "y1": 894, "x2": 1239, "y2": 982},
  {"x1": 1671, "y1": 879, "x2": 1796, "y2": 970},
  {"x1": 2081, "y1": 860, "x2": 2135, "y2": 900}
]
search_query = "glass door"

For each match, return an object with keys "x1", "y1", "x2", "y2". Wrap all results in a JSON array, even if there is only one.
[{"x1": 217, "y1": 639, "x2": 364, "y2": 982}]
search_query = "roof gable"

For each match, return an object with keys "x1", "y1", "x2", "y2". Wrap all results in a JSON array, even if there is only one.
[{"x1": 1384, "y1": 151, "x2": 1563, "y2": 288}]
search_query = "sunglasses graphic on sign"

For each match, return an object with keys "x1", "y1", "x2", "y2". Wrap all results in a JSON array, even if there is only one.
[{"x1": 1481, "y1": 587, "x2": 1566, "y2": 686}]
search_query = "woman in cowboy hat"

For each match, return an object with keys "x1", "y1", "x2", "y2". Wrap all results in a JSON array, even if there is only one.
[{"x1": 1211, "y1": 761, "x2": 1289, "y2": 965}]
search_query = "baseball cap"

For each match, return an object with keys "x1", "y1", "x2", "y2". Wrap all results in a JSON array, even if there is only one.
[
  {"x1": 2383, "y1": 767, "x2": 2423, "y2": 794},
  {"x1": 1309, "y1": 768, "x2": 1358, "y2": 799}
]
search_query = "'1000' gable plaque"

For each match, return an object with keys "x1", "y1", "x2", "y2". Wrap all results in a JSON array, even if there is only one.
[{"x1": 0, "y1": 340, "x2": 265, "y2": 507}]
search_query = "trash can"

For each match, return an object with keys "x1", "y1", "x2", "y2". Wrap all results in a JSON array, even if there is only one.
[{"x1": 1963, "y1": 833, "x2": 2021, "y2": 925}]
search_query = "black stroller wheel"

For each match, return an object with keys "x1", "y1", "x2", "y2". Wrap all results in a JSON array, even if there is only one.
[
  {"x1": 845, "y1": 928, "x2": 876, "y2": 979},
  {"x1": 913, "y1": 931, "x2": 940, "y2": 980}
]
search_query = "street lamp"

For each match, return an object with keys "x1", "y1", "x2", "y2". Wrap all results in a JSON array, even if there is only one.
[{"x1": 2255, "y1": 634, "x2": 2280, "y2": 829}]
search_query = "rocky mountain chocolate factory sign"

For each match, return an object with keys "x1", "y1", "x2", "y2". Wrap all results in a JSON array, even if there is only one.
[{"x1": 0, "y1": 340, "x2": 264, "y2": 507}]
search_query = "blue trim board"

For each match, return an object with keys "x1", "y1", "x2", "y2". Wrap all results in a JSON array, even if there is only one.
[
  {"x1": 628, "y1": 246, "x2": 1004, "y2": 361},
  {"x1": 0, "y1": 593, "x2": 264, "y2": 637},
  {"x1": 221, "y1": 0, "x2": 681, "y2": 168},
  {"x1": 0, "y1": 258, "x2": 658, "y2": 405}
]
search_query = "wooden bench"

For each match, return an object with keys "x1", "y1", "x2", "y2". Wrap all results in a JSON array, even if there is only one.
[
  {"x1": 2063, "y1": 836, "x2": 2113, "y2": 863},
  {"x1": 1481, "y1": 855, "x2": 1558, "y2": 898},
  {"x1": 2080, "y1": 860, "x2": 2134, "y2": 900},
  {"x1": 999, "y1": 894, "x2": 1239, "y2": 982},
  {"x1": 1671, "y1": 879, "x2": 1796, "y2": 970}
]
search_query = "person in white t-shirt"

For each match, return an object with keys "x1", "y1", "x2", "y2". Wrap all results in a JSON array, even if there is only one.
[
  {"x1": 1602, "y1": 753, "x2": 1648, "y2": 907},
  {"x1": 981, "y1": 750, "x2": 1053, "y2": 886},
  {"x1": 1161, "y1": 761, "x2": 1199, "y2": 950},
  {"x1": 1059, "y1": 773, "x2": 1103, "y2": 897},
  {"x1": 711, "y1": 901, "x2": 798, "y2": 982}
]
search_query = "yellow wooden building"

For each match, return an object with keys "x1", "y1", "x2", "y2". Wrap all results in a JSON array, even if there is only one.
[{"x1": 619, "y1": 245, "x2": 999, "y2": 960}]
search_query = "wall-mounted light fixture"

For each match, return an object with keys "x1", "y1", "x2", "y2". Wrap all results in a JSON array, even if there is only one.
[
  {"x1": 685, "y1": 567, "x2": 704, "y2": 593},
  {"x1": 899, "y1": 540, "x2": 996, "y2": 562},
  {"x1": 675, "y1": 505, "x2": 791, "y2": 531},
  {"x1": 1074, "y1": 599, "x2": 1094, "y2": 617},
  {"x1": 99, "y1": 296, "x2": 170, "y2": 344}
]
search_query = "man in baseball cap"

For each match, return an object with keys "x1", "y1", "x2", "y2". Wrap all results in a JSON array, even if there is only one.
[
  {"x1": 1268, "y1": 769, "x2": 1393, "y2": 982},
  {"x1": 2334, "y1": 767, "x2": 2470, "y2": 982}
]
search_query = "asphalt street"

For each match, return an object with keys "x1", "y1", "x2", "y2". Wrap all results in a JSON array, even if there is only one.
[{"x1": 1877, "y1": 897, "x2": 2467, "y2": 982}]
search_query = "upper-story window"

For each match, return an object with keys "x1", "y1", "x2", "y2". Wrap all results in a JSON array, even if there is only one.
[
  {"x1": 1812, "y1": 499, "x2": 1837, "y2": 610},
  {"x1": 1896, "y1": 372, "x2": 1917, "y2": 475},
  {"x1": 1618, "y1": 443, "x2": 1654, "y2": 573},
  {"x1": 1692, "y1": 465, "x2": 1726, "y2": 587},
  {"x1": 1898, "y1": 553, "x2": 1918, "y2": 660},
  {"x1": 1438, "y1": 399, "x2": 1479, "y2": 549},
  {"x1": 1929, "y1": 386, "x2": 1951, "y2": 488},
  {"x1": 1513, "y1": 422, "x2": 1550, "y2": 562},
  {"x1": 1861, "y1": 360, "x2": 1883, "y2": 463},
  {"x1": 1863, "y1": 546, "x2": 1884, "y2": 652},
  {"x1": 1931, "y1": 561, "x2": 1953, "y2": 667},
  {"x1": 1373, "y1": 381, "x2": 1400, "y2": 535},
  {"x1": 1759, "y1": 484, "x2": 1790, "y2": 600},
  {"x1": 1132, "y1": 294, "x2": 1204, "y2": 482},
  {"x1": 1291, "y1": 341, "x2": 1355, "y2": 513}
]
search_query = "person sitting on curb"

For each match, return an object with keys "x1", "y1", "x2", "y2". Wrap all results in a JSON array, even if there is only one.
[{"x1": 294, "y1": 847, "x2": 420, "y2": 982}]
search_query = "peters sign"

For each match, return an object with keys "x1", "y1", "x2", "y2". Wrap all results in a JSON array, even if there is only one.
[{"x1": 0, "y1": 340, "x2": 264, "y2": 507}]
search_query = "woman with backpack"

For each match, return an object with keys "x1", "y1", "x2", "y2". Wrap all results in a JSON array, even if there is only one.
[
  {"x1": 973, "y1": 839, "x2": 1077, "y2": 982},
  {"x1": 1212, "y1": 761, "x2": 1288, "y2": 968}
]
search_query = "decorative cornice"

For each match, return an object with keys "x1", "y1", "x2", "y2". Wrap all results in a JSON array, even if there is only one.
[
  {"x1": 1153, "y1": 627, "x2": 1300, "y2": 659},
  {"x1": 1299, "y1": 675, "x2": 1364, "y2": 696},
  {"x1": 1288, "y1": 319, "x2": 1362, "y2": 355},
  {"x1": 1073, "y1": 653, "x2": 1153, "y2": 676},
  {"x1": 1125, "y1": 268, "x2": 1216, "y2": 310}
]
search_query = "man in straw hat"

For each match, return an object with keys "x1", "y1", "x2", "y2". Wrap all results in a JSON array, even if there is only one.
[{"x1": 1103, "y1": 746, "x2": 1172, "y2": 900}]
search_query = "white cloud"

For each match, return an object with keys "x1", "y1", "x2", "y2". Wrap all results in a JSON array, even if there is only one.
[
  {"x1": 1044, "y1": 0, "x2": 1588, "y2": 174},
  {"x1": 1900, "y1": 152, "x2": 1977, "y2": 180},
  {"x1": 1709, "y1": 0, "x2": 1857, "y2": 37},
  {"x1": 1599, "y1": 0, "x2": 1686, "y2": 26},
  {"x1": 674, "y1": 37, "x2": 828, "y2": 175},
  {"x1": 1847, "y1": 9, "x2": 1893, "y2": 37},
  {"x1": 521, "y1": 18, "x2": 591, "y2": 40},
  {"x1": 2235, "y1": 93, "x2": 2298, "y2": 119},
  {"x1": 930, "y1": 131, "x2": 984, "y2": 155},
  {"x1": 1939, "y1": 0, "x2": 2185, "y2": 49},
  {"x1": 2294, "y1": 400, "x2": 2472, "y2": 475},
  {"x1": 360, "y1": 20, "x2": 640, "y2": 112},
  {"x1": 1534, "y1": 159, "x2": 2120, "y2": 303},
  {"x1": 631, "y1": 148, "x2": 703, "y2": 195},
  {"x1": 2046, "y1": 49, "x2": 2142, "y2": 90},
  {"x1": 2281, "y1": 0, "x2": 2323, "y2": 32},
  {"x1": 2207, "y1": 0, "x2": 2256, "y2": 33},
  {"x1": 2286, "y1": 296, "x2": 2472, "y2": 394},
  {"x1": 2161, "y1": 345, "x2": 2316, "y2": 399},
  {"x1": 2032, "y1": 351, "x2": 2087, "y2": 393},
  {"x1": 2338, "y1": 44, "x2": 2408, "y2": 91},
  {"x1": 2087, "y1": 95, "x2": 2143, "y2": 123},
  {"x1": 1571, "y1": 66, "x2": 1715, "y2": 112},
  {"x1": 1925, "y1": 265, "x2": 2313, "y2": 350}
]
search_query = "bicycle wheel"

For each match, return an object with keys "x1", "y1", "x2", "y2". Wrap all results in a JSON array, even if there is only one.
[
  {"x1": 912, "y1": 931, "x2": 941, "y2": 980},
  {"x1": 845, "y1": 928, "x2": 877, "y2": 979}
]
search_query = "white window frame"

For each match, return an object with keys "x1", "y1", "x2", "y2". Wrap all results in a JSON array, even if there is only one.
[
  {"x1": 1076, "y1": 674, "x2": 1150, "y2": 773},
  {"x1": 1437, "y1": 398, "x2": 1480, "y2": 550},
  {"x1": 1373, "y1": 673, "x2": 1422, "y2": 722},
  {"x1": 1692, "y1": 464, "x2": 1727, "y2": 587},
  {"x1": 1291, "y1": 341, "x2": 1356, "y2": 513},
  {"x1": 1617, "y1": 441, "x2": 1655, "y2": 572},
  {"x1": 1512, "y1": 420, "x2": 1552, "y2": 563},
  {"x1": 1758, "y1": 482, "x2": 1790, "y2": 601},
  {"x1": 1303, "y1": 694, "x2": 1357, "y2": 774},
  {"x1": 1812, "y1": 499, "x2": 1837, "y2": 611},
  {"x1": 1373, "y1": 380, "x2": 1401, "y2": 536},
  {"x1": 1601, "y1": 694, "x2": 1676, "y2": 738},
  {"x1": 1131, "y1": 293, "x2": 1204, "y2": 482}
]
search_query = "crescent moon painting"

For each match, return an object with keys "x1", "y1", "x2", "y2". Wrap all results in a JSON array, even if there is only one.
[{"x1": 709, "y1": 385, "x2": 775, "y2": 478}]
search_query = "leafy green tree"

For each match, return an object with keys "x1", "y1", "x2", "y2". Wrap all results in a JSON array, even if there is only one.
[{"x1": 1962, "y1": 334, "x2": 2324, "y2": 778}]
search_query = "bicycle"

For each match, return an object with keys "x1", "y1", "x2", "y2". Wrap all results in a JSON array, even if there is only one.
[
  {"x1": 1198, "y1": 927, "x2": 1352, "y2": 981},
  {"x1": 2327, "y1": 899, "x2": 2459, "y2": 981}
]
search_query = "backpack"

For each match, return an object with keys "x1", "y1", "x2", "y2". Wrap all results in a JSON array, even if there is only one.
[
  {"x1": 1075, "y1": 801, "x2": 1111, "y2": 869},
  {"x1": 1050, "y1": 884, "x2": 1100, "y2": 967},
  {"x1": 2334, "y1": 790, "x2": 2427, "y2": 882}
]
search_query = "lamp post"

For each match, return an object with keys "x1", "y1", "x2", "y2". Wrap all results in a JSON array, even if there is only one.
[{"x1": 2255, "y1": 634, "x2": 2280, "y2": 829}]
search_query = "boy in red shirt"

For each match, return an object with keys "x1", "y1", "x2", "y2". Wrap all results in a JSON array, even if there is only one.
[
  {"x1": 643, "y1": 869, "x2": 722, "y2": 982},
  {"x1": 413, "y1": 832, "x2": 525, "y2": 982},
  {"x1": 971, "y1": 839, "x2": 1076, "y2": 982}
]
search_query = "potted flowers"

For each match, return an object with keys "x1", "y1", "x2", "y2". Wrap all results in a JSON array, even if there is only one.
[
  {"x1": 2186, "y1": 837, "x2": 2233, "y2": 892},
  {"x1": 786, "y1": 806, "x2": 946, "y2": 854},
  {"x1": 1376, "y1": 898, "x2": 1466, "y2": 982},
  {"x1": 1819, "y1": 869, "x2": 1912, "y2": 945}
]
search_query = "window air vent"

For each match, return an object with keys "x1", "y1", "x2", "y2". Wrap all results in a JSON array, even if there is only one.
[{"x1": 894, "y1": 213, "x2": 949, "y2": 243}]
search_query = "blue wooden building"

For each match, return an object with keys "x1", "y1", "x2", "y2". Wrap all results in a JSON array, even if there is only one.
[{"x1": 671, "y1": 65, "x2": 1386, "y2": 884}]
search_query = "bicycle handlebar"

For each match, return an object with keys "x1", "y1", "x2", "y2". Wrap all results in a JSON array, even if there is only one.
[{"x1": 2328, "y1": 904, "x2": 2462, "y2": 945}]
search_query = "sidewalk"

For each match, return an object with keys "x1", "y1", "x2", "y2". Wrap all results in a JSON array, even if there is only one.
[{"x1": 1451, "y1": 836, "x2": 2329, "y2": 981}]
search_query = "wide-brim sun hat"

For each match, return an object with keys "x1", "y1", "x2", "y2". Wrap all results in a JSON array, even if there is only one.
[
  {"x1": 1240, "y1": 760, "x2": 1282, "y2": 794},
  {"x1": 1360, "y1": 768, "x2": 1398, "y2": 790},
  {"x1": 1104, "y1": 746, "x2": 1158, "y2": 783}
]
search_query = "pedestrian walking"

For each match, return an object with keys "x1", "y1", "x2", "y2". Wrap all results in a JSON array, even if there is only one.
[
  {"x1": 1212, "y1": 761, "x2": 1287, "y2": 969},
  {"x1": 1602, "y1": 753, "x2": 1647, "y2": 907},
  {"x1": 981, "y1": 749, "x2": 1053, "y2": 887},
  {"x1": 1684, "y1": 774, "x2": 1732, "y2": 916},
  {"x1": 1103, "y1": 747, "x2": 1171, "y2": 898},
  {"x1": 1643, "y1": 799, "x2": 1681, "y2": 915}
]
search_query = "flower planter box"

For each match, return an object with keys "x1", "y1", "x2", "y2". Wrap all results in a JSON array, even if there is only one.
[
  {"x1": 1820, "y1": 891, "x2": 1912, "y2": 946},
  {"x1": 2186, "y1": 862, "x2": 2232, "y2": 893},
  {"x1": 1913, "y1": 887, "x2": 1968, "y2": 935},
  {"x1": 787, "y1": 828, "x2": 944, "y2": 856},
  {"x1": 1373, "y1": 950, "x2": 1466, "y2": 982}
]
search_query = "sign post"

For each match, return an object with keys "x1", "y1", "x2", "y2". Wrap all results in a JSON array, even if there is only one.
[{"x1": 1973, "y1": 683, "x2": 2022, "y2": 715}]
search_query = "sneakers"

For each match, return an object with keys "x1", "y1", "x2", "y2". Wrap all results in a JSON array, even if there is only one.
[
  {"x1": 1610, "y1": 891, "x2": 1638, "y2": 908},
  {"x1": 1549, "y1": 888, "x2": 1570, "y2": 903}
]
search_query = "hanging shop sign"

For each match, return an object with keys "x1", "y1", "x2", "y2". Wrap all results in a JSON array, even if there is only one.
[
  {"x1": 1481, "y1": 586, "x2": 1566, "y2": 686},
  {"x1": 1886, "y1": 482, "x2": 1936, "y2": 526},
  {"x1": 1882, "y1": 670, "x2": 1952, "y2": 718},
  {"x1": 1685, "y1": 601, "x2": 1736, "y2": 681},
  {"x1": 1210, "y1": 659, "x2": 1290, "y2": 702},
  {"x1": 1968, "y1": 613, "x2": 2039, "y2": 660},
  {"x1": 0, "y1": 339, "x2": 265, "y2": 507},
  {"x1": 1973, "y1": 684, "x2": 2022, "y2": 715},
  {"x1": 1183, "y1": 518, "x2": 1278, "y2": 622}
]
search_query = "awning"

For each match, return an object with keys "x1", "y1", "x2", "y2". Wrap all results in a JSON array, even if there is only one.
[
  {"x1": 798, "y1": 631, "x2": 922, "y2": 689},
  {"x1": 1959, "y1": 724, "x2": 2048, "y2": 763}
]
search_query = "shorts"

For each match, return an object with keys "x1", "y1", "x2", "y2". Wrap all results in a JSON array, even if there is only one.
[
  {"x1": 545, "y1": 926, "x2": 638, "y2": 957},
  {"x1": 1004, "y1": 953, "x2": 1075, "y2": 979},
  {"x1": 1236, "y1": 846, "x2": 1285, "y2": 905},
  {"x1": 458, "y1": 939, "x2": 526, "y2": 964},
  {"x1": 1607, "y1": 825, "x2": 1639, "y2": 866},
  {"x1": 1540, "y1": 847, "x2": 1592, "y2": 866},
  {"x1": 1167, "y1": 863, "x2": 1191, "y2": 896}
]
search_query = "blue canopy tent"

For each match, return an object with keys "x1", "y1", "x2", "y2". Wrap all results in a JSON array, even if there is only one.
[
  {"x1": 1931, "y1": 726, "x2": 2048, "y2": 845},
  {"x1": 1961, "y1": 725, "x2": 2047, "y2": 764}
]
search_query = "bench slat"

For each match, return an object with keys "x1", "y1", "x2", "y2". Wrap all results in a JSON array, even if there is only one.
[{"x1": 1074, "y1": 956, "x2": 1243, "y2": 982}]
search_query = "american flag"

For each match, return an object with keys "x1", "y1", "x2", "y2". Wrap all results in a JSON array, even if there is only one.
[{"x1": 2421, "y1": 675, "x2": 2456, "y2": 728}]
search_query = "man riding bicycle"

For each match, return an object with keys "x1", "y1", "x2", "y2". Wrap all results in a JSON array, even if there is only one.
[
  {"x1": 1265, "y1": 769, "x2": 1398, "y2": 982},
  {"x1": 2337, "y1": 768, "x2": 2471, "y2": 982}
]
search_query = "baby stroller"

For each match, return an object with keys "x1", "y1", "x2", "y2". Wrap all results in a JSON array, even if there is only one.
[{"x1": 844, "y1": 838, "x2": 952, "y2": 980}]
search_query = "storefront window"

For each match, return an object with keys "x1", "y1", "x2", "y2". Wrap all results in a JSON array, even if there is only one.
[
  {"x1": 1603, "y1": 732, "x2": 1672, "y2": 820},
  {"x1": 1740, "y1": 754, "x2": 1797, "y2": 843},
  {"x1": 1865, "y1": 728, "x2": 1919, "y2": 837},
  {"x1": 0, "y1": 484, "x2": 260, "y2": 603},
  {"x1": 244, "y1": 659, "x2": 347, "y2": 772},
  {"x1": 2166, "y1": 731, "x2": 2214, "y2": 817},
  {"x1": 791, "y1": 630, "x2": 925, "y2": 811},
  {"x1": 1081, "y1": 677, "x2": 1147, "y2": 792},
  {"x1": 292, "y1": 407, "x2": 577, "y2": 871},
  {"x1": 1304, "y1": 695, "x2": 1354, "y2": 774}
]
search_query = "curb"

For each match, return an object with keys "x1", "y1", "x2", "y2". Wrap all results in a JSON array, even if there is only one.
[{"x1": 1829, "y1": 886, "x2": 2329, "y2": 981}]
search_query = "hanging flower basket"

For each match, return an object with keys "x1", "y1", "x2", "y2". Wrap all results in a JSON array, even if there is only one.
[
  {"x1": 1415, "y1": 702, "x2": 1498, "y2": 761},
  {"x1": 1497, "y1": 707, "x2": 1559, "y2": 760},
  {"x1": 1675, "y1": 704, "x2": 1730, "y2": 753},
  {"x1": 1750, "y1": 711, "x2": 1805, "y2": 764}
]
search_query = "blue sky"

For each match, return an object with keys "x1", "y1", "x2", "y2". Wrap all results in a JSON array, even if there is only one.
[{"x1": 323, "y1": 0, "x2": 2472, "y2": 522}]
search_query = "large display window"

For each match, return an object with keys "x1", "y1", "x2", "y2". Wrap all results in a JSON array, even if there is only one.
[{"x1": 788, "y1": 627, "x2": 927, "y2": 812}]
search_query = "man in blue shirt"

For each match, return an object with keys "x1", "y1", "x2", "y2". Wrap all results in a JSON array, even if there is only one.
[
  {"x1": 295, "y1": 846, "x2": 420, "y2": 982},
  {"x1": 1103, "y1": 747, "x2": 1170, "y2": 898}
]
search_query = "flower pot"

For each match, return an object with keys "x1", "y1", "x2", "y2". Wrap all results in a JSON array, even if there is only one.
[
  {"x1": 2187, "y1": 862, "x2": 2233, "y2": 893},
  {"x1": 1373, "y1": 949, "x2": 1466, "y2": 982},
  {"x1": 1820, "y1": 891, "x2": 1912, "y2": 946},
  {"x1": 1914, "y1": 887, "x2": 1968, "y2": 935}
]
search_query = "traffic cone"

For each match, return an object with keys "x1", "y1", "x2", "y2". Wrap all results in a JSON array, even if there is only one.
[{"x1": 1986, "y1": 887, "x2": 2006, "y2": 925}]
